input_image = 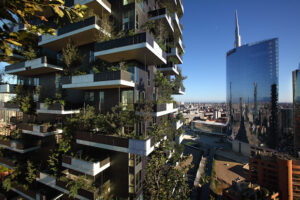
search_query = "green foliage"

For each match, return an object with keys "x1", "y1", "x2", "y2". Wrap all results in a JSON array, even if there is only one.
[
  {"x1": 44, "y1": 93, "x2": 66, "y2": 107},
  {"x1": 25, "y1": 160, "x2": 36, "y2": 184},
  {"x1": 10, "y1": 129, "x2": 22, "y2": 140},
  {"x1": 154, "y1": 71, "x2": 174, "y2": 103},
  {"x1": 10, "y1": 85, "x2": 35, "y2": 115},
  {"x1": 2, "y1": 177, "x2": 11, "y2": 191},
  {"x1": 67, "y1": 176, "x2": 86, "y2": 198},
  {"x1": 22, "y1": 46, "x2": 37, "y2": 60},
  {"x1": 0, "y1": 0, "x2": 87, "y2": 63},
  {"x1": 173, "y1": 68, "x2": 186, "y2": 90},
  {"x1": 144, "y1": 145, "x2": 191, "y2": 200},
  {"x1": 48, "y1": 151, "x2": 60, "y2": 177},
  {"x1": 62, "y1": 41, "x2": 82, "y2": 75}
]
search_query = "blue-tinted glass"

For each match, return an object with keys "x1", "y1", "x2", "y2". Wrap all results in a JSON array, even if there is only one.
[{"x1": 226, "y1": 38, "x2": 279, "y2": 143}]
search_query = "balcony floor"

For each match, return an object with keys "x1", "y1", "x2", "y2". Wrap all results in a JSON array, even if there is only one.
[
  {"x1": 94, "y1": 43, "x2": 167, "y2": 65},
  {"x1": 39, "y1": 26, "x2": 107, "y2": 51},
  {"x1": 62, "y1": 80, "x2": 135, "y2": 90}
]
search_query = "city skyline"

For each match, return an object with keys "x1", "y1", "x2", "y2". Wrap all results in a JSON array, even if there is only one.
[{"x1": 175, "y1": 0, "x2": 300, "y2": 103}]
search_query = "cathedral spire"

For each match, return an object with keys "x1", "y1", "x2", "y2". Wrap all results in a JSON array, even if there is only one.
[{"x1": 234, "y1": 10, "x2": 242, "y2": 48}]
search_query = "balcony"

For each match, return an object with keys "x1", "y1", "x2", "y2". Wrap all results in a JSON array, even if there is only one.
[
  {"x1": 0, "y1": 84, "x2": 15, "y2": 93},
  {"x1": 159, "y1": 0, "x2": 177, "y2": 10},
  {"x1": 0, "y1": 102, "x2": 19, "y2": 111},
  {"x1": 148, "y1": 8, "x2": 174, "y2": 33},
  {"x1": 172, "y1": 13, "x2": 182, "y2": 35},
  {"x1": 17, "y1": 123, "x2": 63, "y2": 137},
  {"x1": 36, "y1": 103, "x2": 80, "y2": 115},
  {"x1": 62, "y1": 70, "x2": 135, "y2": 90},
  {"x1": 173, "y1": 86, "x2": 185, "y2": 95},
  {"x1": 177, "y1": 0, "x2": 184, "y2": 16},
  {"x1": 175, "y1": 133, "x2": 184, "y2": 144},
  {"x1": 0, "y1": 138, "x2": 40, "y2": 153},
  {"x1": 94, "y1": 32, "x2": 167, "y2": 65},
  {"x1": 5, "y1": 56, "x2": 63, "y2": 76},
  {"x1": 37, "y1": 171, "x2": 109, "y2": 200},
  {"x1": 11, "y1": 184, "x2": 38, "y2": 200},
  {"x1": 0, "y1": 156, "x2": 17, "y2": 169},
  {"x1": 167, "y1": 47, "x2": 183, "y2": 64},
  {"x1": 39, "y1": 16, "x2": 109, "y2": 51},
  {"x1": 157, "y1": 62, "x2": 179, "y2": 75},
  {"x1": 76, "y1": 131, "x2": 155, "y2": 156},
  {"x1": 62, "y1": 154, "x2": 110, "y2": 176},
  {"x1": 174, "y1": 120, "x2": 183, "y2": 130},
  {"x1": 65, "y1": 0, "x2": 111, "y2": 14},
  {"x1": 135, "y1": 102, "x2": 178, "y2": 117},
  {"x1": 177, "y1": 37, "x2": 184, "y2": 52},
  {"x1": 0, "y1": 49, "x2": 24, "y2": 64}
]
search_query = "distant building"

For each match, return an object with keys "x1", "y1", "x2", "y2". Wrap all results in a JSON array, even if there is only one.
[
  {"x1": 293, "y1": 68, "x2": 300, "y2": 155},
  {"x1": 222, "y1": 179, "x2": 279, "y2": 200},
  {"x1": 191, "y1": 119, "x2": 228, "y2": 135},
  {"x1": 226, "y1": 11, "x2": 279, "y2": 145},
  {"x1": 249, "y1": 147, "x2": 300, "y2": 200},
  {"x1": 279, "y1": 108, "x2": 293, "y2": 136}
]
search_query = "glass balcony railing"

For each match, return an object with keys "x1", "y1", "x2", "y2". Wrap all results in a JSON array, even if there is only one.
[
  {"x1": 94, "y1": 32, "x2": 167, "y2": 65},
  {"x1": 62, "y1": 70, "x2": 135, "y2": 89}
]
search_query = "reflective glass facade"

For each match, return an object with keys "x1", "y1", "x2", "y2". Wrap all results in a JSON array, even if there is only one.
[
  {"x1": 293, "y1": 69, "x2": 300, "y2": 153},
  {"x1": 226, "y1": 38, "x2": 279, "y2": 143}
]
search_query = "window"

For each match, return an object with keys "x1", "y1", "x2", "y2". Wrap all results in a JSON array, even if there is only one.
[
  {"x1": 122, "y1": 90, "x2": 133, "y2": 106},
  {"x1": 135, "y1": 67, "x2": 139, "y2": 83},
  {"x1": 123, "y1": 0, "x2": 134, "y2": 5},
  {"x1": 135, "y1": 155, "x2": 142, "y2": 165},
  {"x1": 135, "y1": 171, "x2": 142, "y2": 192},
  {"x1": 122, "y1": 10, "x2": 134, "y2": 31},
  {"x1": 89, "y1": 51, "x2": 94, "y2": 64},
  {"x1": 84, "y1": 92, "x2": 94, "y2": 102},
  {"x1": 99, "y1": 91, "x2": 104, "y2": 112},
  {"x1": 55, "y1": 74, "x2": 61, "y2": 92},
  {"x1": 135, "y1": 11, "x2": 139, "y2": 29},
  {"x1": 147, "y1": 69, "x2": 150, "y2": 86}
]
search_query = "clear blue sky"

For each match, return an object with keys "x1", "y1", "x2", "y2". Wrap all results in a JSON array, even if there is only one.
[{"x1": 175, "y1": 0, "x2": 300, "y2": 103}]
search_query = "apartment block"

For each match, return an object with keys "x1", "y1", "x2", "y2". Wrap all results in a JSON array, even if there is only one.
[{"x1": 0, "y1": 0, "x2": 185, "y2": 199}]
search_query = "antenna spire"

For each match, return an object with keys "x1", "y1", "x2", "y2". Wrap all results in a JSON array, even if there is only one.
[{"x1": 234, "y1": 10, "x2": 242, "y2": 48}]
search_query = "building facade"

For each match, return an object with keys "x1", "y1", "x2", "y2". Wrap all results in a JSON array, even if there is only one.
[
  {"x1": 293, "y1": 69, "x2": 300, "y2": 156},
  {"x1": 0, "y1": 0, "x2": 185, "y2": 199},
  {"x1": 249, "y1": 147, "x2": 300, "y2": 200},
  {"x1": 226, "y1": 12, "x2": 279, "y2": 145}
]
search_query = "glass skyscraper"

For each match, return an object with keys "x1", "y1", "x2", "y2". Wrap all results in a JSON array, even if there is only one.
[
  {"x1": 293, "y1": 69, "x2": 300, "y2": 155},
  {"x1": 226, "y1": 38, "x2": 279, "y2": 143}
]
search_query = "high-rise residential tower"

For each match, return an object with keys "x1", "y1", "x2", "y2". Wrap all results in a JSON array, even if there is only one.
[
  {"x1": 293, "y1": 67, "x2": 300, "y2": 156},
  {"x1": 0, "y1": 0, "x2": 185, "y2": 199},
  {"x1": 226, "y1": 11, "x2": 279, "y2": 146}
]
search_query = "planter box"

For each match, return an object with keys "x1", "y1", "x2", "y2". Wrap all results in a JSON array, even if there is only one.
[
  {"x1": 0, "y1": 139, "x2": 10, "y2": 146},
  {"x1": 62, "y1": 154, "x2": 111, "y2": 176},
  {"x1": 76, "y1": 131, "x2": 155, "y2": 156},
  {"x1": 0, "y1": 156, "x2": 16, "y2": 167},
  {"x1": 56, "y1": 179, "x2": 68, "y2": 190},
  {"x1": 12, "y1": 183, "x2": 36, "y2": 198}
]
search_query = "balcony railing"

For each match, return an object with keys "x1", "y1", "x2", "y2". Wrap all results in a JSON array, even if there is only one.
[
  {"x1": 76, "y1": 131, "x2": 155, "y2": 156},
  {"x1": 62, "y1": 154, "x2": 110, "y2": 176},
  {"x1": 65, "y1": 0, "x2": 111, "y2": 13},
  {"x1": 62, "y1": 70, "x2": 134, "y2": 89},
  {"x1": 167, "y1": 47, "x2": 183, "y2": 64},
  {"x1": 172, "y1": 13, "x2": 182, "y2": 34},
  {"x1": 0, "y1": 138, "x2": 40, "y2": 153},
  {"x1": 94, "y1": 32, "x2": 167, "y2": 65},
  {"x1": 148, "y1": 8, "x2": 174, "y2": 33},
  {"x1": 157, "y1": 62, "x2": 179, "y2": 75},
  {"x1": 173, "y1": 86, "x2": 185, "y2": 95},
  {"x1": 0, "y1": 102, "x2": 19, "y2": 110},
  {"x1": 17, "y1": 123, "x2": 62, "y2": 136},
  {"x1": 36, "y1": 103, "x2": 81, "y2": 115},
  {"x1": 0, "y1": 156, "x2": 17, "y2": 168},
  {"x1": 0, "y1": 84, "x2": 15, "y2": 93},
  {"x1": 5, "y1": 56, "x2": 63, "y2": 76},
  {"x1": 39, "y1": 16, "x2": 108, "y2": 50},
  {"x1": 134, "y1": 102, "x2": 178, "y2": 117}
]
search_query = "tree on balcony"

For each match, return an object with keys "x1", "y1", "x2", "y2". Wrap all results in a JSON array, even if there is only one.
[
  {"x1": 62, "y1": 41, "x2": 83, "y2": 75},
  {"x1": 0, "y1": 0, "x2": 87, "y2": 63},
  {"x1": 9, "y1": 85, "x2": 36, "y2": 115},
  {"x1": 173, "y1": 68, "x2": 186, "y2": 91},
  {"x1": 144, "y1": 142, "x2": 191, "y2": 200},
  {"x1": 154, "y1": 71, "x2": 174, "y2": 103}
]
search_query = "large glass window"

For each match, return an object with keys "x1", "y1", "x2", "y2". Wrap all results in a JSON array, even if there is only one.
[
  {"x1": 122, "y1": 10, "x2": 134, "y2": 31},
  {"x1": 122, "y1": 90, "x2": 133, "y2": 106},
  {"x1": 123, "y1": 0, "x2": 134, "y2": 5}
]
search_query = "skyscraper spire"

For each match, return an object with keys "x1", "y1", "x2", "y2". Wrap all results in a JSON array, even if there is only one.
[{"x1": 234, "y1": 10, "x2": 242, "y2": 48}]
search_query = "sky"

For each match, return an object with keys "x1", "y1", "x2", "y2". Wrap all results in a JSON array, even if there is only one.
[{"x1": 175, "y1": 0, "x2": 300, "y2": 103}]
